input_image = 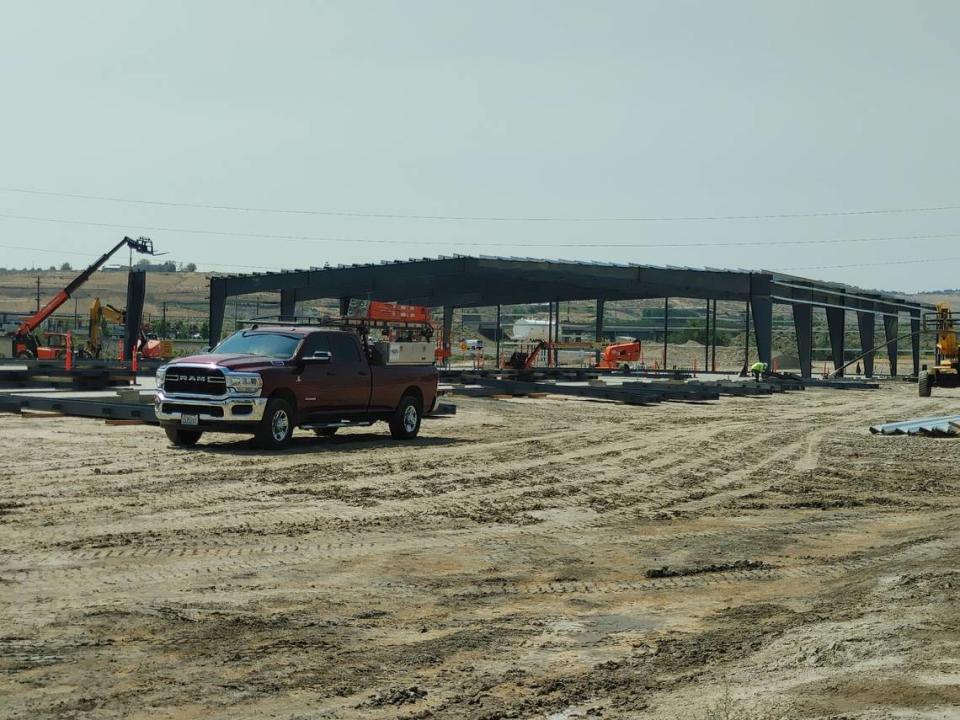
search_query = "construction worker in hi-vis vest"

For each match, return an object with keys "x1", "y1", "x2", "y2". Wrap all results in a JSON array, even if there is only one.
[{"x1": 750, "y1": 361, "x2": 767, "y2": 382}]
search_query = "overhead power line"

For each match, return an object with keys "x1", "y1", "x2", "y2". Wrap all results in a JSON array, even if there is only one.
[
  {"x1": 1, "y1": 211, "x2": 959, "y2": 250},
  {"x1": 3, "y1": 186, "x2": 960, "y2": 222},
  {"x1": 778, "y1": 257, "x2": 960, "y2": 271},
  {"x1": 0, "y1": 242, "x2": 281, "y2": 271}
]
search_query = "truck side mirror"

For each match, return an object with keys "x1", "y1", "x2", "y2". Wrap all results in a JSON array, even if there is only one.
[{"x1": 303, "y1": 350, "x2": 332, "y2": 364}]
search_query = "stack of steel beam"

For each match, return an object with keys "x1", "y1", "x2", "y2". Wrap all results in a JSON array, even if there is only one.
[{"x1": 869, "y1": 415, "x2": 960, "y2": 436}]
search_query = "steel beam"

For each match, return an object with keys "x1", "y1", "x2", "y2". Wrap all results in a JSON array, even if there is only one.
[
  {"x1": 826, "y1": 307, "x2": 846, "y2": 376},
  {"x1": 4, "y1": 394, "x2": 157, "y2": 422},
  {"x1": 883, "y1": 314, "x2": 899, "y2": 377},
  {"x1": 792, "y1": 303, "x2": 813, "y2": 379}
]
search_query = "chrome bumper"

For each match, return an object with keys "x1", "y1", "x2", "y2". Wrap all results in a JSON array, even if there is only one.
[{"x1": 154, "y1": 390, "x2": 268, "y2": 423}]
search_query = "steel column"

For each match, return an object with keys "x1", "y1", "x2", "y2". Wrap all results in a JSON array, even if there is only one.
[
  {"x1": 555, "y1": 300, "x2": 561, "y2": 365},
  {"x1": 711, "y1": 300, "x2": 718, "y2": 372},
  {"x1": 743, "y1": 302, "x2": 751, "y2": 371},
  {"x1": 208, "y1": 277, "x2": 227, "y2": 347},
  {"x1": 279, "y1": 289, "x2": 297, "y2": 321},
  {"x1": 911, "y1": 313, "x2": 921, "y2": 377},
  {"x1": 495, "y1": 304, "x2": 501, "y2": 367},
  {"x1": 124, "y1": 270, "x2": 146, "y2": 361},
  {"x1": 792, "y1": 303, "x2": 813, "y2": 379},
  {"x1": 547, "y1": 301, "x2": 553, "y2": 366},
  {"x1": 750, "y1": 275, "x2": 773, "y2": 369},
  {"x1": 339, "y1": 297, "x2": 351, "y2": 316},
  {"x1": 595, "y1": 298, "x2": 605, "y2": 365},
  {"x1": 704, "y1": 302, "x2": 710, "y2": 370},
  {"x1": 662, "y1": 298, "x2": 669, "y2": 369},
  {"x1": 826, "y1": 307, "x2": 846, "y2": 376},
  {"x1": 883, "y1": 314, "x2": 899, "y2": 377},
  {"x1": 442, "y1": 306, "x2": 454, "y2": 369},
  {"x1": 857, "y1": 311, "x2": 876, "y2": 377}
]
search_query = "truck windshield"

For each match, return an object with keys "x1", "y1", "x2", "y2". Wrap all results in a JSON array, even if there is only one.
[{"x1": 212, "y1": 331, "x2": 301, "y2": 359}]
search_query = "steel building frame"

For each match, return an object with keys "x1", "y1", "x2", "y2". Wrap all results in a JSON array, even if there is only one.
[{"x1": 207, "y1": 256, "x2": 933, "y2": 378}]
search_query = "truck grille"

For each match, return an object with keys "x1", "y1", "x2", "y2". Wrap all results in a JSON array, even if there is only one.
[
  {"x1": 163, "y1": 368, "x2": 226, "y2": 396},
  {"x1": 161, "y1": 403, "x2": 224, "y2": 418}
]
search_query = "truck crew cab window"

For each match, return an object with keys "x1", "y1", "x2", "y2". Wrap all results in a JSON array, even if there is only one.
[
  {"x1": 328, "y1": 334, "x2": 362, "y2": 366},
  {"x1": 301, "y1": 332, "x2": 330, "y2": 358}
]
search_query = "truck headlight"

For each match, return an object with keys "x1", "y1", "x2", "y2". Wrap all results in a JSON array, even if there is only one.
[
  {"x1": 156, "y1": 365, "x2": 167, "y2": 388},
  {"x1": 225, "y1": 373, "x2": 262, "y2": 394}
]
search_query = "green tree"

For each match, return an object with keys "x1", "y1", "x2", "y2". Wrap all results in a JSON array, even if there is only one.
[{"x1": 60, "y1": 262, "x2": 73, "y2": 272}]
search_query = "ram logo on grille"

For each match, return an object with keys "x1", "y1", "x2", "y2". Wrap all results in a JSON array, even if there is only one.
[{"x1": 169, "y1": 374, "x2": 225, "y2": 383}]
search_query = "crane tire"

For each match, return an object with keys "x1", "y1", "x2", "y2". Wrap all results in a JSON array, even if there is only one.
[{"x1": 919, "y1": 373, "x2": 932, "y2": 397}]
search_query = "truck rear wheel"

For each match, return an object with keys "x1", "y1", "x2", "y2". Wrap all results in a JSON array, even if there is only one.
[
  {"x1": 255, "y1": 397, "x2": 295, "y2": 449},
  {"x1": 919, "y1": 373, "x2": 932, "y2": 397},
  {"x1": 164, "y1": 426, "x2": 202, "y2": 446},
  {"x1": 389, "y1": 394, "x2": 422, "y2": 440}
]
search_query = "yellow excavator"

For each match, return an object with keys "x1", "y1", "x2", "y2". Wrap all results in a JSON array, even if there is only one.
[
  {"x1": 79, "y1": 298, "x2": 126, "y2": 359},
  {"x1": 919, "y1": 303, "x2": 959, "y2": 396},
  {"x1": 80, "y1": 298, "x2": 172, "y2": 360}
]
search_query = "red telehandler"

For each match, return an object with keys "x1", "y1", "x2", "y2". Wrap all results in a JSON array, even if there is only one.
[{"x1": 4, "y1": 237, "x2": 159, "y2": 360}]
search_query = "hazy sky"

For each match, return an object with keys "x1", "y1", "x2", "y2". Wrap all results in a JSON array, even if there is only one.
[{"x1": 1, "y1": 1, "x2": 959, "y2": 291}]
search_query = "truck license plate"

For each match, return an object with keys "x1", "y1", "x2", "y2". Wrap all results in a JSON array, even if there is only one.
[{"x1": 181, "y1": 414, "x2": 199, "y2": 427}]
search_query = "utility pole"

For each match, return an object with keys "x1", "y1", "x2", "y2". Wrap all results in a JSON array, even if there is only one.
[{"x1": 36, "y1": 275, "x2": 41, "y2": 313}]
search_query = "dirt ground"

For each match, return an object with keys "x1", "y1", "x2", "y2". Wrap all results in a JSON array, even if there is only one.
[{"x1": 2, "y1": 382, "x2": 960, "y2": 719}]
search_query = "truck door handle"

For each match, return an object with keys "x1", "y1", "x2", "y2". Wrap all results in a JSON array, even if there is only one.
[
  {"x1": 358, "y1": 370, "x2": 368, "y2": 376},
  {"x1": 326, "y1": 371, "x2": 336, "y2": 376}
]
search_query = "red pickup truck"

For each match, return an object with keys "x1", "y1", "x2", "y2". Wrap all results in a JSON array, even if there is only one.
[{"x1": 155, "y1": 325, "x2": 438, "y2": 449}]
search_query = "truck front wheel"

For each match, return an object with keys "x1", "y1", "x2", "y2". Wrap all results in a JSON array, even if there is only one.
[
  {"x1": 255, "y1": 397, "x2": 295, "y2": 449},
  {"x1": 164, "y1": 426, "x2": 202, "y2": 446},
  {"x1": 389, "y1": 394, "x2": 422, "y2": 440}
]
